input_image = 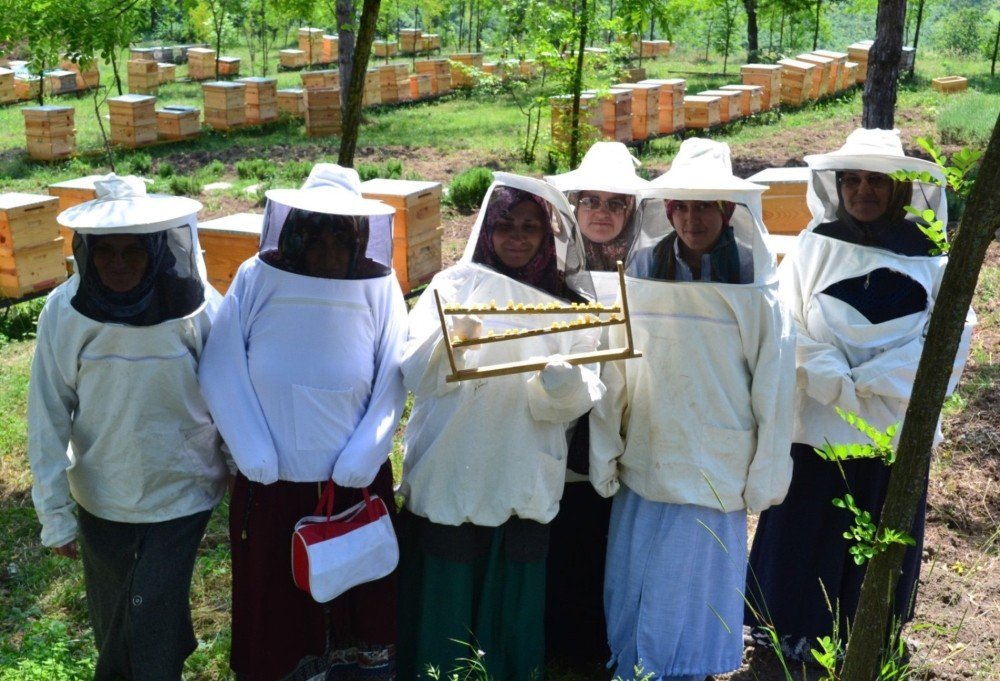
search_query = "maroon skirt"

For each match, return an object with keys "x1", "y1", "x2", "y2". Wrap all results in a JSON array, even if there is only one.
[{"x1": 229, "y1": 463, "x2": 398, "y2": 681}]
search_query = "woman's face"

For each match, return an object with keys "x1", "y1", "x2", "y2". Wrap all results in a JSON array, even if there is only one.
[
  {"x1": 491, "y1": 199, "x2": 548, "y2": 269},
  {"x1": 303, "y1": 228, "x2": 352, "y2": 278},
  {"x1": 839, "y1": 170, "x2": 893, "y2": 223},
  {"x1": 91, "y1": 234, "x2": 149, "y2": 293},
  {"x1": 670, "y1": 200, "x2": 725, "y2": 258},
  {"x1": 575, "y1": 191, "x2": 630, "y2": 244}
]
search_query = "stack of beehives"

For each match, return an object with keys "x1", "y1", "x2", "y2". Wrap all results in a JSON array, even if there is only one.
[
  {"x1": 156, "y1": 105, "x2": 201, "y2": 141},
  {"x1": 322, "y1": 35, "x2": 339, "y2": 64},
  {"x1": 373, "y1": 41, "x2": 398, "y2": 58},
  {"x1": 216, "y1": 57, "x2": 241, "y2": 78},
  {"x1": 549, "y1": 93, "x2": 603, "y2": 153},
  {"x1": 109, "y1": 94, "x2": 158, "y2": 148},
  {"x1": 0, "y1": 67, "x2": 14, "y2": 104},
  {"x1": 44, "y1": 69, "x2": 78, "y2": 95},
  {"x1": 740, "y1": 64, "x2": 782, "y2": 110},
  {"x1": 598, "y1": 89, "x2": 633, "y2": 142},
  {"x1": 23, "y1": 106, "x2": 75, "y2": 161},
  {"x1": 811, "y1": 50, "x2": 849, "y2": 92},
  {"x1": 796, "y1": 53, "x2": 834, "y2": 98},
  {"x1": 158, "y1": 63, "x2": 177, "y2": 84},
  {"x1": 613, "y1": 82, "x2": 660, "y2": 141},
  {"x1": 203, "y1": 81, "x2": 247, "y2": 130},
  {"x1": 399, "y1": 28, "x2": 422, "y2": 54},
  {"x1": 362, "y1": 69, "x2": 381, "y2": 107},
  {"x1": 360, "y1": 179, "x2": 443, "y2": 294},
  {"x1": 640, "y1": 78, "x2": 686, "y2": 135},
  {"x1": 683, "y1": 95, "x2": 721, "y2": 130},
  {"x1": 187, "y1": 48, "x2": 216, "y2": 81},
  {"x1": 60, "y1": 58, "x2": 100, "y2": 91},
  {"x1": 280, "y1": 49, "x2": 307, "y2": 69},
  {"x1": 46, "y1": 175, "x2": 102, "y2": 256},
  {"x1": 409, "y1": 73, "x2": 432, "y2": 100},
  {"x1": 127, "y1": 59, "x2": 160, "y2": 95},
  {"x1": 846, "y1": 41, "x2": 871, "y2": 83},
  {"x1": 415, "y1": 59, "x2": 452, "y2": 94},
  {"x1": 0, "y1": 193, "x2": 66, "y2": 298},
  {"x1": 240, "y1": 77, "x2": 278, "y2": 125},
  {"x1": 304, "y1": 87, "x2": 341, "y2": 136},
  {"x1": 777, "y1": 58, "x2": 816, "y2": 106},
  {"x1": 450, "y1": 53, "x2": 484, "y2": 88},
  {"x1": 298, "y1": 28, "x2": 324, "y2": 65},
  {"x1": 378, "y1": 64, "x2": 410, "y2": 104}
]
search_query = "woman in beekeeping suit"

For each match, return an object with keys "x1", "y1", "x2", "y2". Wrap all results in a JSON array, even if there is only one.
[
  {"x1": 198, "y1": 165, "x2": 406, "y2": 681},
  {"x1": 746, "y1": 128, "x2": 975, "y2": 661},
  {"x1": 543, "y1": 141, "x2": 648, "y2": 671},
  {"x1": 589, "y1": 138, "x2": 795, "y2": 681},
  {"x1": 28, "y1": 175, "x2": 227, "y2": 681},
  {"x1": 397, "y1": 173, "x2": 606, "y2": 680}
]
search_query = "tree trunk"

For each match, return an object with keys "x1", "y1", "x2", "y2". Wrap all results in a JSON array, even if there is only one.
[
  {"x1": 569, "y1": 0, "x2": 588, "y2": 169},
  {"x1": 338, "y1": 0, "x2": 380, "y2": 167},
  {"x1": 337, "y1": 0, "x2": 355, "y2": 111},
  {"x1": 841, "y1": 113, "x2": 1000, "y2": 681},
  {"x1": 909, "y1": 0, "x2": 925, "y2": 77},
  {"x1": 743, "y1": 0, "x2": 759, "y2": 62},
  {"x1": 992, "y1": 19, "x2": 999, "y2": 77},
  {"x1": 813, "y1": 0, "x2": 821, "y2": 51},
  {"x1": 862, "y1": 0, "x2": 905, "y2": 130},
  {"x1": 110, "y1": 49, "x2": 123, "y2": 96}
]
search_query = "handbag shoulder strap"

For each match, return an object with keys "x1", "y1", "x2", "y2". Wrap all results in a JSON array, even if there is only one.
[{"x1": 314, "y1": 483, "x2": 380, "y2": 522}]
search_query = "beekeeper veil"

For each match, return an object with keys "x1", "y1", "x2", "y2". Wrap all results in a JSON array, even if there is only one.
[{"x1": 58, "y1": 174, "x2": 208, "y2": 326}]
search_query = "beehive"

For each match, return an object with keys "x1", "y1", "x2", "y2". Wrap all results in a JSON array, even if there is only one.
[
  {"x1": 796, "y1": 53, "x2": 834, "y2": 98},
  {"x1": 698, "y1": 89, "x2": 741, "y2": 124},
  {"x1": 639, "y1": 78, "x2": 686, "y2": 134},
  {"x1": 280, "y1": 49, "x2": 307, "y2": 70},
  {"x1": 748, "y1": 167, "x2": 812, "y2": 236},
  {"x1": 217, "y1": 56, "x2": 241, "y2": 78},
  {"x1": 158, "y1": 62, "x2": 177, "y2": 84},
  {"x1": 60, "y1": 58, "x2": 100, "y2": 91},
  {"x1": 843, "y1": 62, "x2": 860, "y2": 87},
  {"x1": 450, "y1": 53, "x2": 484, "y2": 88},
  {"x1": 47, "y1": 175, "x2": 102, "y2": 255},
  {"x1": 14, "y1": 76, "x2": 41, "y2": 102},
  {"x1": 613, "y1": 82, "x2": 660, "y2": 140},
  {"x1": 415, "y1": 59, "x2": 452, "y2": 94},
  {"x1": 0, "y1": 193, "x2": 65, "y2": 297},
  {"x1": 777, "y1": 58, "x2": 816, "y2": 106},
  {"x1": 238, "y1": 77, "x2": 278, "y2": 125},
  {"x1": 0, "y1": 67, "x2": 14, "y2": 104},
  {"x1": 654, "y1": 40, "x2": 674, "y2": 56},
  {"x1": 131, "y1": 48, "x2": 156, "y2": 61},
  {"x1": 899, "y1": 46, "x2": 915, "y2": 71},
  {"x1": 373, "y1": 41, "x2": 398, "y2": 58},
  {"x1": 932, "y1": 76, "x2": 968, "y2": 93},
  {"x1": 127, "y1": 59, "x2": 159, "y2": 94},
  {"x1": 157, "y1": 105, "x2": 201, "y2": 141},
  {"x1": 202, "y1": 81, "x2": 246, "y2": 130},
  {"x1": 595, "y1": 88, "x2": 632, "y2": 142},
  {"x1": 409, "y1": 73, "x2": 432, "y2": 100},
  {"x1": 519, "y1": 59, "x2": 538, "y2": 79},
  {"x1": 187, "y1": 47, "x2": 216, "y2": 80},
  {"x1": 549, "y1": 93, "x2": 603, "y2": 152},
  {"x1": 719, "y1": 84, "x2": 763, "y2": 117},
  {"x1": 108, "y1": 94, "x2": 158, "y2": 148},
  {"x1": 301, "y1": 69, "x2": 340, "y2": 90},
  {"x1": 362, "y1": 70, "x2": 381, "y2": 107},
  {"x1": 322, "y1": 35, "x2": 339, "y2": 64},
  {"x1": 303, "y1": 86, "x2": 341, "y2": 136},
  {"x1": 197, "y1": 213, "x2": 263, "y2": 294},
  {"x1": 810, "y1": 50, "x2": 848, "y2": 91},
  {"x1": 44, "y1": 69, "x2": 78, "y2": 95},
  {"x1": 360, "y1": 178, "x2": 443, "y2": 293},
  {"x1": 740, "y1": 64, "x2": 782, "y2": 110},
  {"x1": 846, "y1": 42, "x2": 871, "y2": 83},
  {"x1": 399, "y1": 28, "x2": 422, "y2": 54},
  {"x1": 621, "y1": 67, "x2": 646, "y2": 83},
  {"x1": 298, "y1": 27, "x2": 324, "y2": 64},
  {"x1": 424, "y1": 34, "x2": 441, "y2": 51},
  {"x1": 23, "y1": 105, "x2": 75, "y2": 161},
  {"x1": 378, "y1": 64, "x2": 410, "y2": 103},
  {"x1": 683, "y1": 95, "x2": 721, "y2": 129},
  {"x1": 277, "y1": 88, "x2": 306, "y2": 116}
]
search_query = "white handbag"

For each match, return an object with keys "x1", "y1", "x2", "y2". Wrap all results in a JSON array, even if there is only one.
[{"x1": 291, "y1": 483, "x2": 399, "y2": 603}]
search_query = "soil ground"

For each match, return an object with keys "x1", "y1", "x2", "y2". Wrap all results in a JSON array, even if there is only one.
[{"x1": 173, "y1": 113, "x2": 998, "y2": 680}]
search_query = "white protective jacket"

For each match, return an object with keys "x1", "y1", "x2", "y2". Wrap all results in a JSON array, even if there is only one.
[
  {"x1": 589, "y1": 139, "x2": 796, "y2": 514},
  {"x1": 399, "y1": 174, "x2": 605, "y2": 526},
  {"x1": 198, "y1": 257, "x2": 407, "y2": 485},
  {"x1": 28, "y1": 279, "x2": 227, "y2": 548}
]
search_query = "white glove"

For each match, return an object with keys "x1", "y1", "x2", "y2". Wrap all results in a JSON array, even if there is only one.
[
  {"x1": 331, "y1": 454, "x2": 378, "y2": 488},
  {"x1": 540, "y1": 359, "x2": 582, "y2": 394},
  {"x1": 450, "y1": 314, "x2": 483, "y2": 342}
]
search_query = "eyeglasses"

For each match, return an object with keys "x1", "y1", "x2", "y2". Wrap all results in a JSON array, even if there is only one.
[
  {"x1": 837, "y1": 172, "x2": 892, "y2": 190},
  {"x1": 577, "y1": 195, "x2": 629, "y2": 215}
]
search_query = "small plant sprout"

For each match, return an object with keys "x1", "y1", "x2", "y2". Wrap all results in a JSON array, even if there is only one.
[
  {"x1": 811, "y1": 634, "x2": 843, "y2": 679},
  {"x1": 831, "y1": 493, "x2": 916, "y2": 565},
  {"x1": 814, "y1": 408, "x2": 899, "y2": 465}
]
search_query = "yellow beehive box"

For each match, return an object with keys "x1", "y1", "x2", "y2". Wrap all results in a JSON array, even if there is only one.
[
  {"x1": 777, "y1": 58, "x2": 816, "y2": 106},
  {"x1": 44, "y1": 69, "x2": 78, "y2": 95},
  {"x1": 843, "y1": 62, "x2": 859, "y2": 86},
  {"x1": 127, "y1": 59, "x2": 160, "y2": 94},
  {"x1": 450, "y1": 53, "x2": 484, "y2": 88},
  {"x1": 0, "y1": 67, "x2": 14, "y2": 104},
  {"x1": 796, "y1": 53, "x2": 834, "y2": 97},
  {"x1": 719, "y1": 84, "x2": 763, "y2": 117},
  {"x1": 280, "y1": 49, "x2": 307, "y2": 70},
  {"x1": 424, "y1": 34, "x2": 441, "y2": 51},
  {"x1": 549, "y1": 94, "x2": 603, "y2": 152},
  {"x1": 23, "y1": 105, "x2": 76, "y2": 161},
  {"x1": 301, "y1": 69, "x2": 340, "y2": 90},
  {"x1": 298, "y1": 27, "x2": 324, "y2": 64},
  {"x1": 217, "y1": 56, "x2": 241, "y2": 78},
  {"x1": 591, "y1": 89, "x2": 632, "y2": 142},
  {"x1": 303, "y1": 87, "x2": 341, "y2": 136},
  {"x1": 811, "y1": 50, "x2": 848, "y2": 91},
  {"x1": 932, "y1": 76, "x2": 968, "y2": 93},
  {"x1": 156, "y1": 105, "x2": 201, "y2": 141},
  {"x1": 359, "y1": 178, "x2": 443, "y2": 240},
  {"x1": 698, "y1": 89, "x2": 741, "y2": 123},
  {"x1": 362, "y1": 70, "x2": 381, "y2": 107},
  {"x1": 748, "y1": 167, "x2": 812, "y2": 236},
  {"x1": 392, "y1": 225, "x2": 442, "y2": 293},
  {"x1": 0, "y1": 237, "x2": 67, "y2": 297},
  {"x1": 373, "y1": 40, "x2": 398, "y2": 58},
  {"x1": 846, "y1": 42, "x2": 871, "y2": 83},
  {"x1": 186, "y1": 47, "x2": 216, "y2": 81},
  {"x1": 14, "y1": 76, "x2": 41, "y2": 102},
  {"x1": 47, "y1": 176, "x2": 104, "y2": 255},
  {"x1": 322, "y1": 35, "x2": 339, "y2": 63},
  {"x1": 277, "y1": 88, "x2": 306, "y2": 116},
  {"x1": 683, "y1": 95, "x2": 721, "y2": 129},
  {"x1": 639, "y1": 78, "x2": 685, "y2": 134},
  {"x1": 613, "y1": 82, "x2": 660, "y2": 140},
  {"x1": 378, "y1": 64, "x2": 409, "y2": 103},
  {"x1": 202, "y1": 81, "x2": 246, "y2": 130},
  {"x1": 197, "y1": 213, "x2": 264, "y2": 294},
  {"x1": 415, "y1": 59, "x2": 452, "y2": 94},
  {"x1": 0, "y1": 193, "x2": 60, "y2": 253},
  {"x1": 740, "y1": 64, "x2": 782, "y2": 110},
  {"x1": 409, "y1": 73, "x2": 432, "y2": 100},
  {"x1": 158, "y1": 62, "x2": 177, "y2": 84},
  {"x1": 239, "y1": 77, "x2": 278, "y2": 124},
  {"x1": 399, "y1": 28, "x2": 421, "y2": 54}
]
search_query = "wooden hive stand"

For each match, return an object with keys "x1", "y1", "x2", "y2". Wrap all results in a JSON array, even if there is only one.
[
  {"x1": 359, "y1": 178, "x2": 443, "y2": 294},
  {"x1": 0, "y1": 193, "x2": 66, "y2": 299},
  {"x1": 23, "y1": 105, "x2": 76, "y2": 161}
]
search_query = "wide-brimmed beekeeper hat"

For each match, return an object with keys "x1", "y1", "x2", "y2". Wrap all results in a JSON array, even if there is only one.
[
  {"x1": 804, "y1": 128, "x2": 944, "y2": 179},
  {"x1": 641, "y1": 137, "x2": 766, "y2": 203},
  {"x1": 545, "y1": 141, "x2": 649, "y2": 194},
  {"x1": 57, "y1": 174, "x2": 202, "y2": 233},
  {"x1": 265, "y1": 163, "x2": 395, "y2": 218}
]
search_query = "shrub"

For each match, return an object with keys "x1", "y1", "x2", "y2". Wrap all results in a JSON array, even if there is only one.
[
  {"x1": 236, "y1": 158, "x2": 276, "y2": 181},
  {"x1": 447, "y1": 167, "x2": 494, "y2": 213},
  {"x1": 0, "y1": 298, "x2": 44, "y2": 345},
  {"x1": 197, "y1": 160, "x2": 225, "y2": 182},
  {"x1": 357, "y1": 159, "x2": 404, "y2": 182},
  {"x1": 157, "y1": 162, "x2": 175, "y2": 178},
  {"x1": 279, "y1": 161, "x2": 313, "y2": 184},
  {"x1": 125, "y1": 152, "x2": 152, "y2": 175},
  {"x1": 169, "y1": 175, "x2": 203, "y2": 196}
]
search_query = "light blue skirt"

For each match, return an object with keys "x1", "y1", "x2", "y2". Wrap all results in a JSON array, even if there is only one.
[{"x1": 605, "y1": 486, "x2": 747, "y2": 681}]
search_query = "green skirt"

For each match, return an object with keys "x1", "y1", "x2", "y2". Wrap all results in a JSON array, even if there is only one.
[{"x1": 397, "y1": 513, "x2": 546, "y2": 681}]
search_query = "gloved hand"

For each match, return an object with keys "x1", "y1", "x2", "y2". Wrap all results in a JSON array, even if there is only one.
[
  {"x1": 451, "y1": 314, "x2": 483, "y2": 342},
  {"x1": 331, "y1": 454, "x2": 377, "y2": 488},
  {"x1": 540, "y1": 358, "x2": 582, "y2": 394}
]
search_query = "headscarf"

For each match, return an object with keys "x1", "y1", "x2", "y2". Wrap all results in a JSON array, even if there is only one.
[
  {"x1": 650, "y1": 200, "x2": 742, "y2": 283},
  {"x1": 832, "y1": 171, "x2": 914, "y2": 247},
  {"x1": 572, "y1": 192, "x2": 637, "y2": 273},
  {"x1": 71, "y1": 231, "x2": 188, "y2": 325},
  {"x1": 472, "y1": 186, "x2": 563, "y2": 296},
  {"x1": 262, "y1": 209, "x2": 384, "y2": 279}
]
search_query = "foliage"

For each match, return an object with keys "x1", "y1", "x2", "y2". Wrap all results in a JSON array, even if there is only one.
[
  {"x1": 125, "y1": 152, "x2": 153, "y2": 176},
  {"x1": 425, "y1": 644, "x2": 492, "y2": 681},
  {"x1": 0, "y1": 299, "x2": 44, "y2": 345},
  {"x1": 169, "y1": 175, "x2": 205, "y2": 196},
  {"x1": 157, "y1": 162, "x2": 177, "y2": 178},
  {"x1": 934, "y1": 6, "x2": 987, "y2": 56},
  {"x1": 831, "y1": 493, "x2": 917, "y2": 565},
  {"x1": 811, "y1": 634, "x2": 844, "y2": 678},
  {"x1": 0, "y1": 619, "x2": 95, "y2": 681},
  {"x1": 814, "y1": 408, "x2": 899, "y2": 465},
  {"x1": 235, "y1": 158, "x2": 277, "y2": 180},
  {"x1": 938, "y1": 93, "x2": 1000, "y2": 149},
  {"x1": 446, "y1": 167, "x2": 493, "y2": 212},
  {"x1": 357, "y1": 158, "x2": 404, "y2": 181}
]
